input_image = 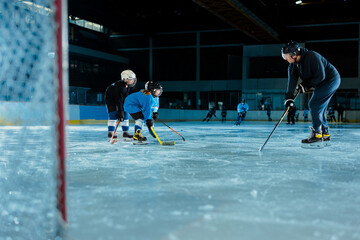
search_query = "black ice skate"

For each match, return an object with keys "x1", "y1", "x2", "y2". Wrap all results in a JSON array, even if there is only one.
[
  {"x1": 108, "y1": 131, "x2": 117, "y2": 141},
  {"x1": 133, "y1": 129, "x2": 147, "y2": 142},
  {"x1": 122, "y1": 131, "x2": 133, "y2": 142},
  {"x1": 301, "y1": 127, "x2": 323, "y2": 149}
]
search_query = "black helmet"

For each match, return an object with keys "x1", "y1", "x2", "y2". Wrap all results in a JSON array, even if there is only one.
[
  {"x1": 281, "y1": 41, "x2": 301, "y2": 57},
  {"x1": 145, "y1": 81, "x2": 163, "y2": 97}
]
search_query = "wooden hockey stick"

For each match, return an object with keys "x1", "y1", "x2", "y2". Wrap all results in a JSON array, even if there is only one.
[
  {"x1": 110, "y1": 119, "x2": 120, "y2": 144},
  {"x1": 157, "y1": 119, "x2": 185, "y2": 141}
]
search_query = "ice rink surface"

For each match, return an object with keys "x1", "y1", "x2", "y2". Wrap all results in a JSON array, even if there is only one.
[{"x1": 66, "y1": 120, "x2": 360, "y2": 240}]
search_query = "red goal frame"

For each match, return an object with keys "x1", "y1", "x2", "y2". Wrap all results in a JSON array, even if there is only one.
[{"x1": 55, "y1": 0, "x2": 67, "y2": 223}]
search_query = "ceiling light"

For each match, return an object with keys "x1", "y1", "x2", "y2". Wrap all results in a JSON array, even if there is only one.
[{"x1": 296, "y1": 0, "x2": 302, "y2": 4}]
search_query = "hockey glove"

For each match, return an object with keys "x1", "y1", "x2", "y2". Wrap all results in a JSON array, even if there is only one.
[
  {"x1": 296, "y1": 83, "x2": 307, "y2": 93},
  {"x1": 152, "y1": 112, "x2": 159, "y2": 121},
  {"x1": 146, "y1": 119, "x2": 156, "y2": 138},
  {"x1": 116, "y1": 111, "x2": 124, "y2": 122},
  {"x1": 284, "y1": 99, "x2": 295, "y2": 108}
]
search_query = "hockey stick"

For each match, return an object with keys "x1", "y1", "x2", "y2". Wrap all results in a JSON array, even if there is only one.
[
  {"x1": 259, "y1": 91, "x2": 300, "y2": 152},
  {"x1": 150, "y1": 126, "x2": 175, "y2": 146},
  {"x1": 157, "y1": 119, "x2": 185, "y2": 142},
  {"x1": 110, "y1": 119, "x2": 120, "y2": 144}
]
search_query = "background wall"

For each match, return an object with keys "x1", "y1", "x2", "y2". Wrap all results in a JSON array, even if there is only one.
[{"x1": 68, "y1": 104, "x2": 360, "y2": 123}]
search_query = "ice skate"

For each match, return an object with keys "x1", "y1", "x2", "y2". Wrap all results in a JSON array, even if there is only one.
[
  {"x1": 301, "y1": 127, "x2": 324, "y2": 149},
  {"x1": 122, "y1": 131, "x2": 133, "y2": 142},
  {"x1": 234, "y1": 121, "x2": 241, "y2": 126},
  {"x1": 133, "y1": 129, "x2": 147, "y2": 142},
  {"x1": 108, "y1": 131, "x2": 117, "y2": 141},
  {"x1": 322, "y1": 126, "x2": 331, "y2": 146}
]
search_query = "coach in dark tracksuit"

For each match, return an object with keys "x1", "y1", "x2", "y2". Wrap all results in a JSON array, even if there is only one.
[{"x1": 282, "y1": 41, "x2": 340, "y2": 145}]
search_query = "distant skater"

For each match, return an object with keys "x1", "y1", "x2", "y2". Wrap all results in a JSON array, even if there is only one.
[
  {"x1": 287, "y1": 105, "x2": 296, "y2": 125},
  {"x1": 203, "y1": 107, "x2": 217, "y2": 122},
  {"x1": 295, "y1": 110, "x2": 299, "y2": 122},
  {"x1": 336, "y1": 103, "x2": 345, "y2": 122},
  {"x1": 235, "y1": 100, "x2": 249, "y2": 125},
  {"x1": 221, "y1": 106, "x2": 227, "y2": 123},
  {"x1": 303, "y1": 108, "x2": 309, "y2": 122},
  {"x1": 328, "y1": 106, "x2": 336, "y2": 122}
]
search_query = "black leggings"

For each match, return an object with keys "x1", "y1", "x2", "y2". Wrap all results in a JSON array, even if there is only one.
[{"x1": 130, "y1": 111, "x2": 144, "y2": 120}]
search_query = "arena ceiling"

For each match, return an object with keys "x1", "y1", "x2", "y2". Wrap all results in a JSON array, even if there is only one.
[{"x1": 68, "y1": 0, "x2": 360, "y2": 44}]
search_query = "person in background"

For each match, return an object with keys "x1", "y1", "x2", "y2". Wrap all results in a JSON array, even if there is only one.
[
  {"x1": 295, "y1": 109, "x2": 299, "y2": 122},
  {"x1": 303, "y1": 108, "x2": 309, "y2": 122},
  {"x1": 282, "y1": 41, "x2": 340, "y2": 145},
  {"x1": 203, "y1": 106, "x2": 217, "y2": 122},
  {"x1": 105, "y1": 69, "x2": 137, "y2": 140},
  {"x1": 336, "y1": 103, "x2": 345, "y2": 122},
  {"x1": 264, "y1": 97, "x2": 272, "y2": 121},
  {"x1": 287, "y1": 105, "x2": 296, "y2": 125},
  {"x1": 124, "y1": 81, "x2": 163, "y2": 141},
  {"x1": 221, "y1": 106, "x2": 227, "y2": 123},
  {"x1": 235, "y1": 99, "x2": 249, "y2": 126},
  {"x1": 328, "y1": 106, "x2": 336, "y2": 122}
]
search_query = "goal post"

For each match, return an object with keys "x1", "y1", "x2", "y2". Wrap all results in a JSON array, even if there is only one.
[
  {"x1": 55, "y1": 0, "x2": 68, "y2": 225},
  {"x1": 0, "y1": 0, "x2": 68, "y2": 238}
]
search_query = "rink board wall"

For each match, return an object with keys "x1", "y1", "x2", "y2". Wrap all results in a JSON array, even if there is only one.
[
  {"x1": 1, "y1": 103, "x2": 356, "y2": 124},
  {"x1": 67, "y1": 104, "x2": 357, "y2": 123}
]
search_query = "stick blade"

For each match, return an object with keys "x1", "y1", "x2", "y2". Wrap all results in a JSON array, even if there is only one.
[
  {"x1": 259, "y1": 145, "x2": 264, "y2": 152},
  {"x1": 161, "y1": 141, "x2": 176, "y2": 146},
  {"x1": 133, "y1": 141, "x2": 148, "y2": 145}
]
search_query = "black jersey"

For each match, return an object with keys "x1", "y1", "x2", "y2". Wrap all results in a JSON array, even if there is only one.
[
  {"x1": 285, "y1": 48, "x2": 340, "y2": 99},
  {"x1": 105, "y1": 80, "x2": 134, "y2": 116}
]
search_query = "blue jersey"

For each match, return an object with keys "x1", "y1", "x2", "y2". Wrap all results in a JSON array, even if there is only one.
[
  {"x1": 124, "y1": 90, "x2": 156, "y2": 120},
  {"x1": 152, "y1": 97, "x2": 159, "y2": 112},
  {"x1": 237, "y1": 103, "x2": 249, "y2": 113}
]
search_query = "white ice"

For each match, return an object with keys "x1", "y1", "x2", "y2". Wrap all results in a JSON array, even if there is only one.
[{"x1": 66, "y1": 121, "x2": 360, "y2": 240}]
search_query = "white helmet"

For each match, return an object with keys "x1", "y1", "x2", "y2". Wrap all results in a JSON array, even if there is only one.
[{"x1": 121, "y1": 69, "x2": 137, "y2": 87}]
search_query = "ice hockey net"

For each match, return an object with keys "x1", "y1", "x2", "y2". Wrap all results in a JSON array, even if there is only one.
[{"x1": 0, "y1": 0, "x2": 68, "y2": 239}]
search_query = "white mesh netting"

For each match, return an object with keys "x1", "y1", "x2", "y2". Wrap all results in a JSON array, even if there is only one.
[{"x1": 0, "y1": 1, "x2": 63, "y2": 239}]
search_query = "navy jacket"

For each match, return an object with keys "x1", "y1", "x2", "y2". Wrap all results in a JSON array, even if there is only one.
[{"x1": 285, "y1": 48, "x2": 340, "y2": 99}]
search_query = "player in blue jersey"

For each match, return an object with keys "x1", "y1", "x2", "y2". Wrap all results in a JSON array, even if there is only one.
[
  {"x1": 235, "y1": 99, "x2": 249, "y2": 125},
  {"x1": 105, "y1": 70, "x2": 137, "y2": 140},
  {"x1": 282, "y1": 41, "x2": 341, "y2": 146},
  {"x1": 124, "y1": 81, "x2": 163, "y2": 141}
]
